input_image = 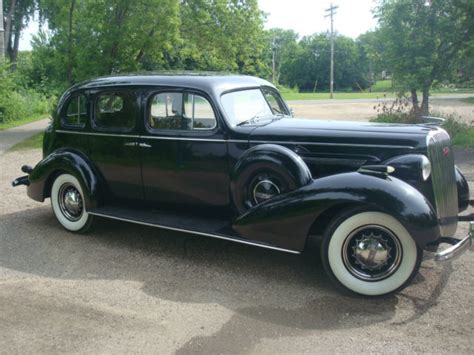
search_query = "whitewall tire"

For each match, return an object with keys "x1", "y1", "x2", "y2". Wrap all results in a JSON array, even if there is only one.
[
  {"x1": 321, "y1": 210, "x2": 422, "y2": 296},
  {"x1": 51, "y1": 173, "x2": 94, "y2": 233}
]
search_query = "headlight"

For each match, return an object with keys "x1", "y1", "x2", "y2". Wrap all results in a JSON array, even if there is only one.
[{"x1": 421, "y1": 155, "x2": 431, "y2": 181}]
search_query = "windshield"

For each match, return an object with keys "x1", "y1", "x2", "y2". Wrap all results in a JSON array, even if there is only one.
[{"x1": 221, "y1": 88, "x2": 290, "y2": 126}]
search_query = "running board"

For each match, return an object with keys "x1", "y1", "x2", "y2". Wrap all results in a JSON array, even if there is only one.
[{"x1": 88, "y1": 206, "x2": 300, "y2": 254}]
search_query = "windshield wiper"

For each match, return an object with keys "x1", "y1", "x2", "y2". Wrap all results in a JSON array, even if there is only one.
[
  {"x1": 237, "y1": 113, "x2": 288, "y2": 126},
  {"x1": 236, "y1": 115, "x2": 265, "y2": 126}
]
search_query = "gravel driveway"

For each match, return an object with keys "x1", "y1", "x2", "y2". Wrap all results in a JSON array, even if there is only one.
[
  {"x1": 1, "y1": 146, "x2": 473, "y2": 353},
  {"x1": 289, "y1": 96, "x2": 474, "y2": 124}
]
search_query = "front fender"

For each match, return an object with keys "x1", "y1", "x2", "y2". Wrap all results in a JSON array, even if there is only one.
[
  {"x1": 27, "y1": 148, "x2": 103, "y2": 209},
  {"x1": 233, "y1": 172, "x2": 440, "y2": 252}
]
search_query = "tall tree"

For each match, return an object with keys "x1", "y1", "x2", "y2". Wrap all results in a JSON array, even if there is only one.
[
  {"x1": 376, "y1": 0, "x2": 474, "y2": 117},
  {"x1": 174, "y1": 0, "x2": 269, "y2": 75},
  {"x1": 37, "y1": 0, "x2": 180, "y2": 85},
  {"x1": 280, "y1": 33, "x2": 372, "y2": 92},
  {"x1": 3, "y1": 0, "x2": 35, "y2": 64}
]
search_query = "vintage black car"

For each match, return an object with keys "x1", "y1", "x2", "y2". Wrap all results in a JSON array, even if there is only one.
[{"x1": 13, "y1": 74, "x2": 474, "y2": 296}]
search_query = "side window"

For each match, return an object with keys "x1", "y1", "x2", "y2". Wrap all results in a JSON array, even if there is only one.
[
  {"x1": 262, "y1": 89, "x2": 289, "y2": 115},
  {"x1": 184, "y1": 94, "x2": 217, "y2": 129},
  {"x1": 148, "y1": 92, "x2": 216, "y2": 131},
  {"x1": 94, "y1": 92, "x2": 136, "y2": 131},
  {"x1": 63, "y1": 95, "x2": 87, "y2": 128}
]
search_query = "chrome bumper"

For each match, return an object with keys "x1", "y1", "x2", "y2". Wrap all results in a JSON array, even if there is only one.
[{"x1": 434, "y1": 222, "x2": 474, "y2": 262}]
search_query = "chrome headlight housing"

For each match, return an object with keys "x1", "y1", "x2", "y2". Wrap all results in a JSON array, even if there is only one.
[
  {"x1": 421, "y1": 155, "x2": 431, "y2": 181},
  {"x1": 384, "y1": 154, "x2": 432, "y2": 182}
]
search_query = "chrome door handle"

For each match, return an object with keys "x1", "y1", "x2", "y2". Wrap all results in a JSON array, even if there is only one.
[
  {"x1": 139, "y1": 143, "x2": 151, "y2": 148},
  {"x1": 124, "y1": 142, "x2": 137, "y2": 147}
]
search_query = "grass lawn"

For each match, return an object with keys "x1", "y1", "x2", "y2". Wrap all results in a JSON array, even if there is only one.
[
  {"x1": 0, "y1": 114, "x2": 50, "y2": 130},
  {"x1": 282, "y1": 79, "x2": 474, "y2": 101},
  {"x1": 461, "y1": 97, "x2": 474, "y2": 104},
  {"x1": 282, "y1": 91, "x2": 395, "y2": 101},
  {"x1": 9, "y1": 132, "x2": 44, "y2": 151},
  {"x1": 451, "y1": 128, "x2": 474, "y2": 148}
]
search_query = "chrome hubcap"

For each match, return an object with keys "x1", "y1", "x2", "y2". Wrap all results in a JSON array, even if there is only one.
[
  {"x1": 58, "y1": 183, "x2": 83, "y2": 221},
  {"x1": 342, "y1": 225, "x2": 402, "y2": 281},
  {"x1": 253, "y1": 179, "x2": 281, "y2": 204}
]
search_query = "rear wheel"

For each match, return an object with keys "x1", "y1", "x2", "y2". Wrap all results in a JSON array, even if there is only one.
[
  {"x1": 51, "y1": 173, "x2": 94, "y2": 233},
  {"x1": 321, "y1": 209, "x2": 422, "y2": 296}
]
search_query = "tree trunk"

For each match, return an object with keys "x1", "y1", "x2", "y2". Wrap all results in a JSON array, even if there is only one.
[
  {"x1": 421, "y1": 87, "x2": 430, "y2": 117},
  {"x1": 4, "y1": 0, "x2": 16, "y2": 57},
  {"x1": 9, "y1": 24, "x2": 20, "y2": 69},
  {"x1": 0, "y1": 0, "x2": 5, "y2": 58},
  {"x1": 410, "y1": 88, "x2": 420, "y2": 117},
  {"x1": 67, "y1": 0, "x2": 76, "y2": 84}
]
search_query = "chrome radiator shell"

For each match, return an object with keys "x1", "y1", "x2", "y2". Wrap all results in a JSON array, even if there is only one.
[{"x1": 426, "y1": 129, "x2": 458, "y2": 237}]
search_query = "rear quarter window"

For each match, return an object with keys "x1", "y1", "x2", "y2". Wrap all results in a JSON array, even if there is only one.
[{"x1": 63, "y1": 95, "x2": 87, "y2": 128}]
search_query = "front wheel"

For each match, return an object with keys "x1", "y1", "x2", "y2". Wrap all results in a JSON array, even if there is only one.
[
  {"x1": 321, "y1": 210, "x2": 422, "y2": 296},
  {"x1": 51, "y1": 173, "x2": 94, "y2": 233}
]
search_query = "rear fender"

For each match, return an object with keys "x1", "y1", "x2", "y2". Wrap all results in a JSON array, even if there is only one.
[
  {"x1": 233, "y1": 172, "x2": 440, "y2": 252},
  {"x1": 27, "y1": 148, "x2": 103, "y2": 209}
]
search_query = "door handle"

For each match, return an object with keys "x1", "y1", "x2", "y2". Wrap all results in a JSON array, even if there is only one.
[
  {"x1": 139, "y1": 143, "x2": 152, "y2": 148},
  {"x1": 124, "y1": 142, "x2": 137, "y2": 147}
]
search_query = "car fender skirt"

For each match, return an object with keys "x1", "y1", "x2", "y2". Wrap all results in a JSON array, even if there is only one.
[
  {"x1": 27, "y1": 149, "x2": 103, "y2": 209},
  {"x1": 233, "y1": 172, "x2": 440, "y2": 252}
]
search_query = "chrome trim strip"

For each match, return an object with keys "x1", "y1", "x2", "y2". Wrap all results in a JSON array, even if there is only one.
[
  {"x1": 56, "y1": 130, "x2": 139, "y2": 139},
  {"x1": 88, "y1": 211, "x2": 301, "y2": 254},
  {"x1": 250, "y1": 140, "x2": 415, "y2": 149},
  {"x1": 56, "y1": 129, "x2": 412, "y2": 148},
  {"x1": 56, "y1": 129, "x2": 248, "y2": 143},
  {"x1": 144, "y1": 136, "x2": 227, "y2": 142}
]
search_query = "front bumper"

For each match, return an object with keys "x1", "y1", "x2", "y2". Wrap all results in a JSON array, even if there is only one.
[{"x1": 434, "y1": 221, "x2": 474, "y2": 262}]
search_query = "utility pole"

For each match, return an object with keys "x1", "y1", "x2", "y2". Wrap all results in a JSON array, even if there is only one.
[
  {"x1": 0, "y1": 0, "x2": 5, "y2": 58},
  {"x1": 325, "y1": 4, "x2": 338, "y2": 99}
]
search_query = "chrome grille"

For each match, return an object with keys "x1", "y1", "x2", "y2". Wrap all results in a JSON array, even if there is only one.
[{"x1": 427, "y1": 130, "x2": 458, "y2": 237}]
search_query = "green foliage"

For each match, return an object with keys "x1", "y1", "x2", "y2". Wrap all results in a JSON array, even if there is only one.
[
  {"x1": 375, "y1": 0, "x2": 474, "y2": 114},
  {"x1": 371, "y1": 80, "x2": 393, "y2": 92},
  {"x1": 0, "y1": 59, "x2": 55, "y2": 124},
  {"x1": 371, "y1": 106, "x2": 474, "y2": 148},
  {"x1": 280, "y1": 33, "x2": 373, "y2": 92}
]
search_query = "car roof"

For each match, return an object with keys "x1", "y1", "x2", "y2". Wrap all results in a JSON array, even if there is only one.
[{"x1": 69, "y1": 73, "x2": 276, "y2": 96}]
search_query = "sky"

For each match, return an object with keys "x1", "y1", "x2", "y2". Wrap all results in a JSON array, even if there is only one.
[
  {"x1": 19, "y1": 1, "x2": 378, "y2": 50},
  {"x1": 258, "y1": 0, "x2": 378, "y2": 38}
]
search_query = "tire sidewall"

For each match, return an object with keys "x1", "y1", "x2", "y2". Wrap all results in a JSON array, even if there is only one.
[
  {"x1": 51, "y1": 173, "x2": 91, "y2": 232},
  {"x1": 323, "y1": 210, "x2": 420, "y2": 296}
]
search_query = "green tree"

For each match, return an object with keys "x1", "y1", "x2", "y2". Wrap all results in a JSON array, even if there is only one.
[
  {"x1": 376, "y1": 0, "x2": 474, "y2": 116},
  {"x1": 36, "y1": 0, "x2": 180, "y2": 85},
  {"x1": 264, "y1": 28, "x2": 299, "y2": 83},
  {"x1": 174, "y1": 0, "x2": 268, "y2": 75},
  {"x1": 2, "y1": 0, "x2": 36, "y2": 65},
  {"x1": 280, "y1": 33, "x2": 372, "y2": 92}
]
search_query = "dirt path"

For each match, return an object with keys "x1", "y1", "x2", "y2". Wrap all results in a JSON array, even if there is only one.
[
  {"x1": 0, "y1": 119, "x2": 50, "y2": 155},
  {"x1": 1, "y1": 146, "x2": 473, "y2": 353}
]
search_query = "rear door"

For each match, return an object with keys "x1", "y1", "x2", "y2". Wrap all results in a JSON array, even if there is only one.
[
  {"x1": 140, "y1": 89, "x2": 230, "y2": 209},
  {"x1": 87, "y1": 89, "x2": 143, "y2": 202}
]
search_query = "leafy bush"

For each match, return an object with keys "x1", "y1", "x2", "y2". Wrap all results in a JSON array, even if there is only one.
[
  {"x1": 0, "y1": 59, "x2": 55, "y2": 124},
  {"x1": 371, "y1": 105, "x2": 474, "y2": 148}
]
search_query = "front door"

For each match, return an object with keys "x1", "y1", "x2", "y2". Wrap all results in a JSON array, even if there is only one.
[
  {"x1": 140, "y1": 90, "x2": 230, "y2": 210},
  {"x1": 87, "y1": 89, "x2": 143, "y2": 202}
]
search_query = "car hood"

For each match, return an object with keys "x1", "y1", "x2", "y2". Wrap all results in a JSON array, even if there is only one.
[{"x1": 249, "y1": 117, "x2": 436, "y2": 151}]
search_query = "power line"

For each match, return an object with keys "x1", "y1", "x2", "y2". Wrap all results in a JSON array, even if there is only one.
[{"x1": 325, "y1": 4, "x2": 338, "y2": 99}]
